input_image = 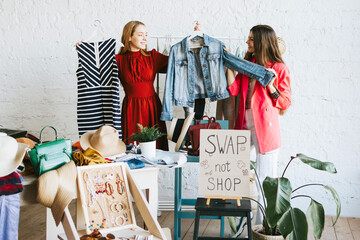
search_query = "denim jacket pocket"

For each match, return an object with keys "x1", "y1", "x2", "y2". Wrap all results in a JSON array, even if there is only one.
[
  {"x1": 207, "y1": 53, "x2": 220, "y2": 61},
  {"x1": 207, "y1": 54, "x2": 221, "y2": 88},
  {"x1": 175, "y1": 60, "x2": 188, "y2": 82},
  {"x1": 176, "y1": 60, "x2": 188, "y2": 66}
]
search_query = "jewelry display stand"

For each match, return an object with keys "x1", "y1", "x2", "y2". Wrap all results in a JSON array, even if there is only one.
[{"x1": 76, "y1": 163, "x2": 168, "y2": 239}]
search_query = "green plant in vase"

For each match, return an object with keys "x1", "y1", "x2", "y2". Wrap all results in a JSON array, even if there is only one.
[
  {"x1": 127, "y1": 123, "x2": 166, "y2": 143},
  {"x1": 127, "y1": 124, "x2": 166, "y2": 159}
]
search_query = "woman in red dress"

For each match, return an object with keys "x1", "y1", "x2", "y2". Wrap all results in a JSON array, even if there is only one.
[{"x1": 116, "y1": 21, "x2": 169, "y2": 150}]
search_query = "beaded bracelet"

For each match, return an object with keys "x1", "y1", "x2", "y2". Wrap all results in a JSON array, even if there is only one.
[{"x1": 271, "y1": 89, "x2": 280, "y2": 99}]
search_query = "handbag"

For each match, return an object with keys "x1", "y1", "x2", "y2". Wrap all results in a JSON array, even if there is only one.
[
  {"x1": 28, "y1": 126, "x2": 72, "y2": 176},
  {"x1": 188, "y1": 116, "x2": 221, "y2": 156}
]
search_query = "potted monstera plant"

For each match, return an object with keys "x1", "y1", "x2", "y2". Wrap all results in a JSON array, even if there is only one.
[
  {"x1": 238, "y1": 153, "x2": 341, "y2": 240},
  {"x1": 128, "y1": 123, "x2": 165, "y2": 159}
]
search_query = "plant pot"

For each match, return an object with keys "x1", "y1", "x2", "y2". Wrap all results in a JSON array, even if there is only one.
[
  {"x1": 252, "y1": 225, "x2": 289, "y2": 240},
  {"x1": 140, "y1": 140, "x2": 156, "y2": 159}
]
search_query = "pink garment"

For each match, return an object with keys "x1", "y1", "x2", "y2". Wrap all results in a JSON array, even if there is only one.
[{"x1": 228, "y1": 61, "x2": 291, "y2": 153}]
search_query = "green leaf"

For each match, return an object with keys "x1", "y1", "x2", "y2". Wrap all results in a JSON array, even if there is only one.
[
  {"x1": 289, "y1": 208, "x2": 308, "y2": 240},
  {"x1": 324, "y1": 185, "x2": 341, "y2": 225},
  {"x1": 250, "y1": 161, "x2": 256, "y2": 170},
  {"x1": 307, "y1": 199, "x2": 325, "y2": 239},
  {"x1": 263, "y1": 177, "x2": 292, "y2": 227},
  {"x1": 278, "y1": 208, "x2": 308, "y2": 240},
  {"x1": 296, "y1": 153, "x2": 337, "y2": 173},
  {"x1": 277, "y1": 208, "x2": 294, "y2": 238},
  {"x1": 228, "y1": 217, "x2": 237, "y2": 233}
]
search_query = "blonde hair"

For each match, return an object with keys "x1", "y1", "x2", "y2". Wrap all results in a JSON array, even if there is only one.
[{"x1": 118, "y1": 21, "x2": 149, "y2": 56}]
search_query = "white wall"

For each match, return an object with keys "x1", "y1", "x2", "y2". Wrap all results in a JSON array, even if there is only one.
[{"x1": 1, "y1": 0, "x2": 359, "y2": 217}]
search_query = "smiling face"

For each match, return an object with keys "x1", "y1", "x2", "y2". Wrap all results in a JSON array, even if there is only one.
[
  {"x1": 246, "y1": 31, "x2": 255, "y2": 54},
  {"x1": 129, "y1": 24, "x2": 147, "y2": 52}
]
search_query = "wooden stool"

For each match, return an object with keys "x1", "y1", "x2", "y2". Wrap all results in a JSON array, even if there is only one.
[{"x1": 193, "y1": 198, "x2": 252, "y2": 240}]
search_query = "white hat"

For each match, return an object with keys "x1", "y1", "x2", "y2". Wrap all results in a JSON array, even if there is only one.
[
  {"x1": 0, "y1": 133, "x2": 28, "y2": 177},
  {"x1": 80, "y1": 125, "x2": 126, "y2": 157}
]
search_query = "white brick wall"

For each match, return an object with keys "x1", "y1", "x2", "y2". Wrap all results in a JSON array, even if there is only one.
[{"x1": 1, "y1": 0, "x2": 359, "y2": 217}]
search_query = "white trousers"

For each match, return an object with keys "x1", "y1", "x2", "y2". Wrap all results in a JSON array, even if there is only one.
[{"x1": 245, "y1": 109, "x2": 279, "y2": 225}]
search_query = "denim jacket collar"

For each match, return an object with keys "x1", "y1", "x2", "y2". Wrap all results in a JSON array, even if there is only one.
[{"x1": 181, "y1": 34, "x2": 210, "y2": 52}]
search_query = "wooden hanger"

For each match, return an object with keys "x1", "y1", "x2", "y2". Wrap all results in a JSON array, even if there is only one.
[
  {"x1": 188, "y1": 21, "x2": 204, "y2": 40},
  {"x1": 188, "y1": 21, "x2": 204, "y2": 48}
]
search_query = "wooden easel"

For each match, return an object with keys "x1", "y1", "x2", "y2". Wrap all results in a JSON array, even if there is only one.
[{"x1": 205, "y1": 196, "x2": 242, "y2": 206}]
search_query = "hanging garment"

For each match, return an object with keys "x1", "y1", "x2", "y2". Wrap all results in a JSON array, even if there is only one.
[
  {"x1": 76, "y1": 38, "x2": 122, "y2": 138},
  {"x1": 216, "y1": 68, "x2": 236, "y2": 129},
  {"x1": 161, "y1": 34, "x2": 275, "y2": 121},
  {"x1": 0, "y1": 171, "x2": 22, "y2": 240},
  {"x1": 115, "y1": 49, "x2": 169, "y2": 151},
  {"x1": 0, "y1": 193, "x2": 20, "y2": 240}
]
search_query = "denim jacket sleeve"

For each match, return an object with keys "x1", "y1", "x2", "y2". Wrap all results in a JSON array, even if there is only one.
[
  {"x1": 222, "y1": 47, "x2": 274, "y2": 87},
  {"x1": 160, "y1": 46, "x2": 175, "y2": 121}
]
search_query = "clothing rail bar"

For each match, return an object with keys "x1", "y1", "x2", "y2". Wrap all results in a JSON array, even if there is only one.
[{"x1": 151, "y1": 36, "x2": 246, "y2": 41}]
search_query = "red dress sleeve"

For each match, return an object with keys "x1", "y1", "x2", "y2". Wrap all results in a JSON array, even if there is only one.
[
  {"x1": 151, "y1": 49, "x2": 169, "y2": 73},
  {"x1": 115, "y1": 54, "x2": 122, "y2": 78}
]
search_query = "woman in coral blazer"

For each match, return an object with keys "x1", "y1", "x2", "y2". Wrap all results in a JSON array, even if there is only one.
[{"x1": 228, "y1": 25, "x2": 291, "y2": 225}]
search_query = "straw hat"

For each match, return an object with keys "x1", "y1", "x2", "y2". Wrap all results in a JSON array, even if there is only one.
[
  {"x1": 0, "y1": 133, "x2": 28, "y2": 177},
  {"x1": 168, "y1": 112, "x2": 195, "y2": 152},
  {"x1": 37, "y1": 161, "x2": 77, "y2": 226},
  {"x1": 80, "y1": 125, "x2": 126, "y2": 157},
  {"x1": 277, "y1": 37, "x2": 286, "y2": 55},
  {"x1": 16, "y1": 137, "x2": 35, "y2": 149}
]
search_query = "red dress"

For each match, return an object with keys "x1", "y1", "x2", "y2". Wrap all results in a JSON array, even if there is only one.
[{"x1": 116, "y1": 49, "x2": 169, "y2": 150}]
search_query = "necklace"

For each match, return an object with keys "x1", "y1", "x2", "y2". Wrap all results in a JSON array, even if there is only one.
[{"x1": 83, "y1": 172, "x2": 97, "y2": 207}]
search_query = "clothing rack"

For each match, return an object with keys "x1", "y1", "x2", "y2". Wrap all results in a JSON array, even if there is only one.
[{"x1": 151, "y1": 36, "x2": 246, "y2": 41}]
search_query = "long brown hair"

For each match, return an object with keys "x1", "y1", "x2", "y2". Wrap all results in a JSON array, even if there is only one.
[
  {"x1": 245, "y1": 25, "x2": 286, "y2": 115},
  {"x1": 118, "y1": 21, "x2": 148, "y2": 56},
  {"x1": 245, "y1": 25, "x2": 283, "y2": 67}
]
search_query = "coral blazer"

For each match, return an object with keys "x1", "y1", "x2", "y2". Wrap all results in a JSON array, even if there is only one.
[{"x1": 228, "y1": 61, "x2": 291, "y2": 153}]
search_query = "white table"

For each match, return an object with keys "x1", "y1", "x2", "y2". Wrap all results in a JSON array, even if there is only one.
[{"x1": 21, "y1": 166, "x2": 159, "y2": 240}]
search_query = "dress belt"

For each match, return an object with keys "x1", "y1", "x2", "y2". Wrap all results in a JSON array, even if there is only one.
[{"x1": 123, "y1": 82, "x2": 156, "y2": 98}]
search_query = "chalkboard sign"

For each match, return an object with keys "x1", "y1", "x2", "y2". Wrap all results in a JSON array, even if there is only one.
[{"x1": 198, "y1": 129, "x2": 250, "y2": 198}]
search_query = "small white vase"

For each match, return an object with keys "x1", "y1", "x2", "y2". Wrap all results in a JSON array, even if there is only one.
[{"x1": 140, "y1": 140, "x2": 156, "y2": 159}]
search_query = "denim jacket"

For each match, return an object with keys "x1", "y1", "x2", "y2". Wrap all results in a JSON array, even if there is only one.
[{"x1": 160, "y1": 34, "x2": 274, "y2": 121}]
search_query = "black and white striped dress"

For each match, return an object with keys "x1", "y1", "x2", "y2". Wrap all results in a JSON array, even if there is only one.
[{"x1": 76, "y1": 38, "x2": 122, "y2": 138}]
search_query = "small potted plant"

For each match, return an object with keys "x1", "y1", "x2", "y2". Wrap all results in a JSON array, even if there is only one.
[
  {"x1": 232, "y1": 153, "x2": 341, "y2": 240},
  {"x1": 127, "y1": 123, "x2": 166, "y2": 159}
]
